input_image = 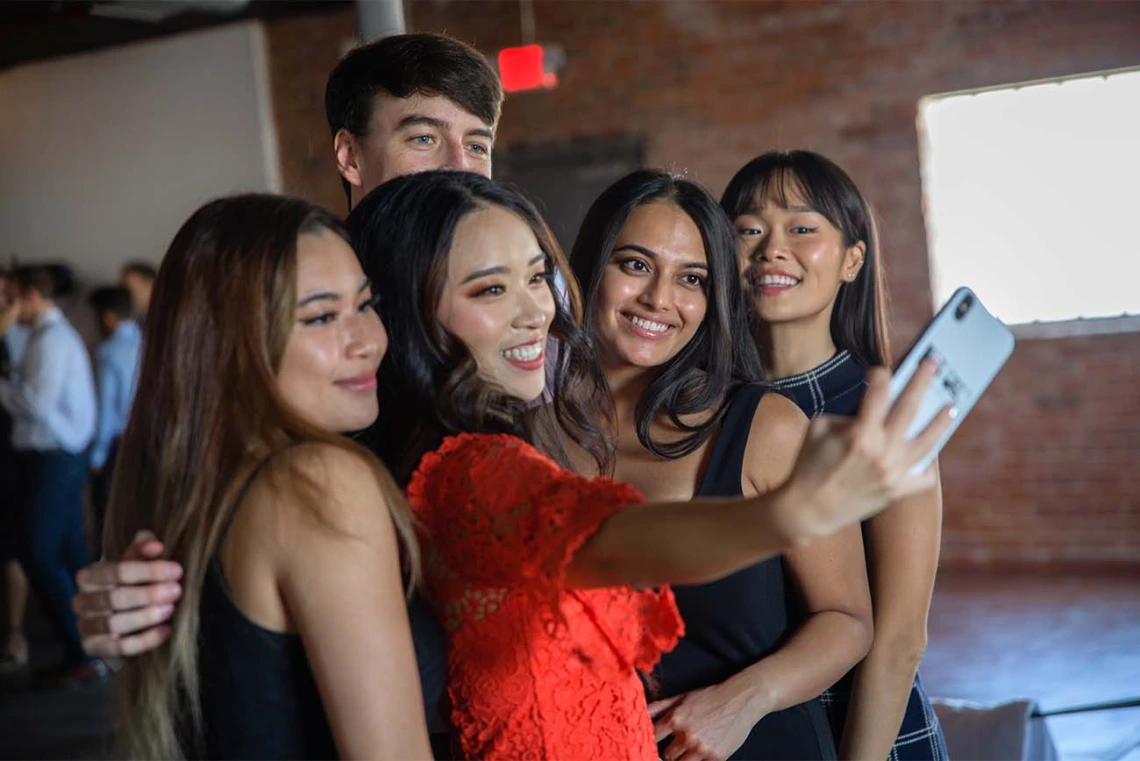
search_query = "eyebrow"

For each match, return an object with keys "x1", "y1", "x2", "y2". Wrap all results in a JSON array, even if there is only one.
[
  {"x1": 613, "y1": 244, "x2": 709, "y2": 271},
  {"x1": 460, "y1": 254, "x2": 546, "y2": 285},
  {"x1": 746, "y1": 204, "x2": 817, "y2": 214},
  {"x1": 297, "y1": 279, "x2": 369, "y2": 308}
]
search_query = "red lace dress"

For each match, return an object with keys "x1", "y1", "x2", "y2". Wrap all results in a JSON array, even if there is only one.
[{"x1": 406, "y1": 433, "x2": 683, "y2": 760}]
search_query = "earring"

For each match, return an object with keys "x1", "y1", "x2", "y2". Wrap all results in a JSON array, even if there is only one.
[{"x1": 845, "y1": 272, "x2": 855, "y2": 280}]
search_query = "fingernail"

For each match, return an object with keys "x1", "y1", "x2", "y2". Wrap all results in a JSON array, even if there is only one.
[
  {"x1": 164, "y1": 564, "x2": 183, "y2": 580},
  {"x1": 161, "y1": 583, "x2": 182, "y2": 600}
]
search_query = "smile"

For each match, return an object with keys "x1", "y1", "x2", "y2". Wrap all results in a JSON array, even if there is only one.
[
  {"x1": 622, "y1": 312, "x2": 676, "y2": 339},
  {"x1": 501, "y1": 338, "x2": 545, "y2": 370}
]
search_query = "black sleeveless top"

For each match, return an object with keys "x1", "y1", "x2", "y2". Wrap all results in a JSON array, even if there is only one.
[
  {"x1": 655, "y1": 384, "x2": 836, "y2": 760},
  {"x1": 191, "y1": 456, "x2": 448, "y2": 759}
]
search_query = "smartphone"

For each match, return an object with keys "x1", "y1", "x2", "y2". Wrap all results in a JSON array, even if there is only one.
[{"x1": 888, "y1": 287, "x2": 1015, "y2": 474}]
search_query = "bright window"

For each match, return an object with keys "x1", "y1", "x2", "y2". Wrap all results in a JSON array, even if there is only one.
[{"x1": 918, "y1": 68, "x2": 1140, "y2": 328}]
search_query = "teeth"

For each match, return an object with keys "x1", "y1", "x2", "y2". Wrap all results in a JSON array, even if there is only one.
[
  {"x1": 759, "y1": 274, "x2": 800, "y2": 287},
  {"x1": 630, "y1": 315, "x2": 670, "y2": 333},
  {"x1": 502, "y1": 342, "x2": 543, "y2": 362}
]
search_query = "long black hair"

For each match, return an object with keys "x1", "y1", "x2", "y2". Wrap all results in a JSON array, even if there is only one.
[
  {"x1": 722, "y1": 150, "x2": 891, "y2": 369},
  {"x1": 348, "y1": 170, "x2": 613, "y2": 485},
  {"x1": 570, "y1": 169, "x2": 762, "y2": 460}
]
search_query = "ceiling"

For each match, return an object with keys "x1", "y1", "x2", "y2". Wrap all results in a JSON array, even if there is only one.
[{"x1": 0, "y1": 0, "x2": 351, "y2": 71}]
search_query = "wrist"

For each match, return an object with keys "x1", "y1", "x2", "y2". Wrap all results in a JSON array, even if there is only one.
[
  {"x1": 765, "y1": 479, "x2": 820, "y2": 549},
  {"x1": 726, "y1": 667, "x2": 778, "y2": 721}
]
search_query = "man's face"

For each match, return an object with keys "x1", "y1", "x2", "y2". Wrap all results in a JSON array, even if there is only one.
[
  {"x1": 120, "y1": 271, "x2": 153, "y2": 317},
  {"x1": 336, "y1": 93, "x2": 496, "y2": 207},
  {"x1": 15, "y1": 287, "x2": 39, "y2": 325}
]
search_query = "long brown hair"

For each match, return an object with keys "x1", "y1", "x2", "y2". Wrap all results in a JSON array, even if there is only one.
[{"x1": 103, "y1": 194, "x2": 420, "y2": 759}]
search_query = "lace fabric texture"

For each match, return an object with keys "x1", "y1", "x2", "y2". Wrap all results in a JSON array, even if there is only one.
[{"x1": 407, "y1": 433, "x2": 683, "y2": 760}]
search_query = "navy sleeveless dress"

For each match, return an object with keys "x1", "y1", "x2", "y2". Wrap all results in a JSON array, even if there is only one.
[
  {"x1": 190, "y1": 456, "x2": 448, "y2": 759},
  {"x1": 655, "y1": 383, "x2": 837, "y2": 760},
  {"x1": 767, "y1": 351, "x2": 948, "y2": 761}
]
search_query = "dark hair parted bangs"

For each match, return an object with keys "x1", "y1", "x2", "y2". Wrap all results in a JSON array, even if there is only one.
[
  {"x1": 570, "y1": 170, "x2": 763, "y2": 460},
  {"x1": 348, "y1": 171, "x2": 613, "y2": 486},
  {"x1": 722, "y1": 150, "x2": 891, "y2": 369}
]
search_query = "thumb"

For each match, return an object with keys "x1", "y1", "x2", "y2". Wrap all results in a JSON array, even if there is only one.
[
  {"x1": 124, "y1": 530, "x2": 164, "y2": 560},
  {"x1": 648, "y1": 694, "x2": 684, "y2": 720}
]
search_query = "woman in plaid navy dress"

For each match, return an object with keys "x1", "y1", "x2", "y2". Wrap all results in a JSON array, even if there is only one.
[{"x1": 723, "y1": 150, "x2": 949, "y2": 761}]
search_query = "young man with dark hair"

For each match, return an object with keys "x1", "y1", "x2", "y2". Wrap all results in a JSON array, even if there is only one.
[
  {"x1": 87, "y1": 286, "x2": 141, "y2": 540},
  {"x1": 0, "y1": 265, "x2": 101, "y2": 683},
  {"x1": 119, "y1": 261, "x2": 157, "y2": 321},
  {"x1": 325, "y1": 33, "x2": 503, "y2": 208}
]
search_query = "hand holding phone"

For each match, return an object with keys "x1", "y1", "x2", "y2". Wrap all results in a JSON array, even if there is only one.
[{"x1": 888, "y1": 287, "x2": 1015, "y2": 474}]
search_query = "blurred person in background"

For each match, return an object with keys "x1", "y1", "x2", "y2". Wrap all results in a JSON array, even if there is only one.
[
  {"x1": 119, "y1": 262, "x2": 156, "y2": 324},
  {"x1": 0, "y1": 270, "x2": 30, "y2": 675},
  {"x1": 87, "y1": 285, "x2": 141, "y2": 544},
  {"x1": 0, "y1": 265, "x2": 101, "y2": 684},
  {"x1": 723, "y1": 150, "x2": 948, "y2": 760}
]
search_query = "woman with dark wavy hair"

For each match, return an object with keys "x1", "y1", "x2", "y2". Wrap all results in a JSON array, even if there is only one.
[
  {"x1": 569, "y1": 169, "x2": 871, "y2": 760},
  {"x1": 352, "y1": 170, "x2": 948, "y2": 761},
  {"x1": 723, "y1": 150, "x2": 948, "y2": 760}
]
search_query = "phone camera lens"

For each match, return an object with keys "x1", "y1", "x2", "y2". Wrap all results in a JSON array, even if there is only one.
[{"x1": 955, "y1": 295, "x2": 974, "y2": 320}]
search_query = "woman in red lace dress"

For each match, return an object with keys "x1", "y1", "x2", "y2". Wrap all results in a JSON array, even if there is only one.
[{"x1": 349, "y1": 171, "x2": 951, "y2": 761}]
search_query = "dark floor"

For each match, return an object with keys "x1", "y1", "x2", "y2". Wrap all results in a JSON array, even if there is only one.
[
  {"x1": 922, "y1": 569, "x2": 1140, "y2": 761},
  {"x1": 1, "y1": 568, "x2": 1138, "y2": 760}
]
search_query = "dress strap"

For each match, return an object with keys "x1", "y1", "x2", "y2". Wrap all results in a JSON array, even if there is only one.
[{"x1": 213, "y1": 444, "x2": 304, "y2": 573}]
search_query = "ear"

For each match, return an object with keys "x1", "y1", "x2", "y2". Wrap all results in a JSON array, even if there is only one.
[
  {"x1": 333, "y1": 128, "x2": 364, "y2": 190},
  {"x1": 842, "y1": 240, "x2": 866, "y2": 282}
]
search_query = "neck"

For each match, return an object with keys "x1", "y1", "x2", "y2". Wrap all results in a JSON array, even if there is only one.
[
  {"x1": 760, "y1": 314, "x2": 838, "y2": 380},
  {"x1": 28, "y1": 301, "x2": 52, "y2": 323},
  {"x1": 602, "y1": 361, "x2": 656, "y2": 432}
]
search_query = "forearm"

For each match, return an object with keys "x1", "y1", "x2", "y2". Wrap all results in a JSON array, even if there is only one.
[
  {"x1": 838, "y1": 633, "x2": 925, "y2": 760},
  {"x1": 568, "y1": 484, "x2": 810, "y2": 589},
  {"x1": 728, "y1": 610, "x2": 873, "y2": 720}
]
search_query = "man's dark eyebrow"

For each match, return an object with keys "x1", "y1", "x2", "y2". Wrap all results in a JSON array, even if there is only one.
[{"x1": 396, "y1": 115, "x2": 448, "y2": 131}]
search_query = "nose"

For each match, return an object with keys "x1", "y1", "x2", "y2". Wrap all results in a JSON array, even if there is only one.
[
  {"x1": 442, "y1": 139, "x2": 468, "y2": 172},
  {"x1": 346, "y1": 311, "x2": 384, "y2": 361},
  {"x1": 636, "y1": 271, "x2": 671, "y2": 312},
  {"x1": 512, "y1": 286, "x2": 550, "y2": 330},
  {"x1": 755, "y1": 229, "x2": 789, "y2": 264}
]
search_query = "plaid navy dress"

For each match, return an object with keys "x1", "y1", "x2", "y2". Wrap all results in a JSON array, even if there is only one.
[{"x1": 768, "y1": 351, "x2": 949, "y2": 761}]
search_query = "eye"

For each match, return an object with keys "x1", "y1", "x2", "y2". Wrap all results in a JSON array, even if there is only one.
[
  {"x1": 736, "y1": 227, "x2": 762, "y2": 237},
  {"x1": 410, "y1": 135, "x2": 435, "y2": 146},
  {"x1": 792, "y1": 226, "x2": 818, "y2": 235},
  {"x1": 301, "y1": 312, "x2": 336, "y2": 326},
  {"x1": 474, "y1": 284, "x2": 505, "y2": 297},
  {"x1": 680, "y1": 273, "x2": 706, "y2": 288},
  {"x1": 529, "y1": 270, "x2": 551, "y2": 286},
  {"x1": 358, "y1": 293, "x2": 380, "y2": 313},
  {"x1": 467, "y1": 142, "x2": 490, "y2": 156},
  {"x1": 618, "y1": 257, "x2": 650, "y2": 274}
]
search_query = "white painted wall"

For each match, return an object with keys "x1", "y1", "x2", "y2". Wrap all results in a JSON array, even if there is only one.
[{"x1": 0, "y1": 21, "x2": 280, "y2": 289}]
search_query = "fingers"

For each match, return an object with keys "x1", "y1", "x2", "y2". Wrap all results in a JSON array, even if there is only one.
[
  {"x1": 124, "y1": 531, "x2": 166, "y2": 562},
  {"x1": 76, "y1": 559, "x2": 183, "y2": 592},
  {"x1": 654, "y1": 718, "x2": 674, "y2": 744},
  {"x1": 883, "y1": 358, "x2": 938, "y2": 442},
  {"x1": 78, "y1": 602, "x2": 175, "y2": 639},
  {"x1": 854, "y1": 366, "x2": 892, "y2": 429},
  {"x1": 82, "y1": 625, "x2": 173, "y2": 659},
  {"x1": 903, "y1": 404, "x2": 956, "y2": 471},
  {"x1": 74, "y1": 579, "x2": 182, "y2": 615}
]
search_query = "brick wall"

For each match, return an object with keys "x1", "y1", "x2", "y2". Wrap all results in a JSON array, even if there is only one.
[{"x1": 265, "y1": 1, "x2": 1140, "y2": 566}]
